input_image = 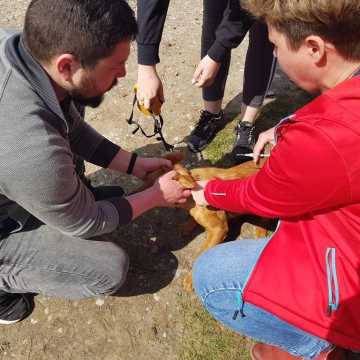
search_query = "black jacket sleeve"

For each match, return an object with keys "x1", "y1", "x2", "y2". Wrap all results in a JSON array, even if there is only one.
[
  {"x1": 207, "y1": 0, "x2": 255, "y2": 63},
  {"x1": 137, "y1": 0, "x2": 170, "y2": 65}
]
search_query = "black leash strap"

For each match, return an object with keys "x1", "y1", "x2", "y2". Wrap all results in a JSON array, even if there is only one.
[{"x1": 127, "y1": 93, "x2": 174, "y2": 152}]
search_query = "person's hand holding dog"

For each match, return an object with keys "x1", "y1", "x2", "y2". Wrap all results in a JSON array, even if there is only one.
[
  {"x1": 191, "y1": 180, "x2": 210, "y2": 206},
  {"x1": 152, "y1": 170, "x2": 192, "y2": 207},
  {"x1": 132, "y1": 157, "x2": 172, "y2": 180}
]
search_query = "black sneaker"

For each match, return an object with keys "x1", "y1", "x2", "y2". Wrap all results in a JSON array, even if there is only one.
[
  {"x1": 186, "y1": 110, "x2": 224, "y2": 153},
  {"x1": 231, "y1": 121, "x2": 255, "y2": 160},
  {"x1": 0, "y1": 290, "x2": 34, "y2": 324}
]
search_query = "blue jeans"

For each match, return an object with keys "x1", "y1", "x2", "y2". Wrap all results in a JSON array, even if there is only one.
[{"x1": 192, "y1": 239, "x2": 333, "y2": 359}]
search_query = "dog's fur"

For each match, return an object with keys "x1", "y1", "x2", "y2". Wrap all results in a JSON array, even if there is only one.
[{"x1": 142, "y1": 152, "x2": 266, "y2": 291}]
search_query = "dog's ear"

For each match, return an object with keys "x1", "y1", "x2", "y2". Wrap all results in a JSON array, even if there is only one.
[{"x1": 163, "y1": 151, "x2": 185, "y2": 164}]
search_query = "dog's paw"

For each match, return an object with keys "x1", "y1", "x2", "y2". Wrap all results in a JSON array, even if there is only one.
[{"x1": 174, "y1": 164, "x2": 196, "y2": 188}]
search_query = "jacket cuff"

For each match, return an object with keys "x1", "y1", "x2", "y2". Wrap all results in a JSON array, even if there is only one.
[
  {"x1": 204, "y1": 179, "x2": 228, "y2": 208},
  {"x1": 207, "y1": 41, "x2": 229, "y2": 63},
  {"x1": 137, "y1": 44, "x2": 160, "y2": 65},
  {"x1": 89, "y1": 138, "x2": 120, "y2": 168},
  {"x1": 106, "y1": 198, "x2": 133, "y2": 226}
]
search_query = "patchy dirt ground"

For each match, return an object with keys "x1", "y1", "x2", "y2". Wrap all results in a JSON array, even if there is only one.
[{"x1": 0, "y1": 1, "x2": 309, "y2": 359}]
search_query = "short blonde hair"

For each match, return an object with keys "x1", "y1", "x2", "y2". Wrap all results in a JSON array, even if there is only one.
[{"x1": 242, "y1": 0, "x2": 360, "y2": 60}]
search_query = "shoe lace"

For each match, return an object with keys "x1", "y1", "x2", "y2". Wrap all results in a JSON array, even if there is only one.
[
  {"x1": 192, "y1": 111, "x2": 220, "y2": 137},
  {"x1": 235, "y1": 122, "x2": 254, "y2": 146}
]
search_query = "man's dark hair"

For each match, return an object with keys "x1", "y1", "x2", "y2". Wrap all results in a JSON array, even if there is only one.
[{"x1": 23, "y1": 0, "x2": 137, "y2": 67}]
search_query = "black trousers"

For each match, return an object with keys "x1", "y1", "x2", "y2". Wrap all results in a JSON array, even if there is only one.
[{"x1": 202, "y1": 0, "x2": 276, "y2": 106}]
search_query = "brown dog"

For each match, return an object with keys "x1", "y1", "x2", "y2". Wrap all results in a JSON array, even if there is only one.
[{"x1": 141, "y1": 153, "x2": 266, "y2": 291}]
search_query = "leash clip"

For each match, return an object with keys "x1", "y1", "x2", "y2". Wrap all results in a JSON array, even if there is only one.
[{"x1": 126, "y1": 85, "x2": 174, "y2": 152}]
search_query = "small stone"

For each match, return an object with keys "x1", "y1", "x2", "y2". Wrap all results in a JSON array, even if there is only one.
[
  {"x1": 153, "y1": 293, "x2": 160, "y2": 302},
  {"x1": 30, "y1": 318, "x2": 38, "y2": 324},
  {"x1": 96, "y1": 298, "x2": 105, "y2": 306}
]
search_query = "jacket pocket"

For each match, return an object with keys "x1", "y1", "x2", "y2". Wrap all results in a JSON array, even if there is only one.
[{"x1": 325, "y1": 247, "x2": 340, "y2": 316}]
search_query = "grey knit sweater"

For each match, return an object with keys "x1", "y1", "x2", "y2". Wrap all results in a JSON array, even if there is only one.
[{"x1": 0, "y1": 29, "x2": 133, "y2": 238}]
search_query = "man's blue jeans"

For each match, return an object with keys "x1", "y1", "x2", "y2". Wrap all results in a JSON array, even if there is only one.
[{"x1": 192, "y1": 239, "x2": 332, "y2": 359}]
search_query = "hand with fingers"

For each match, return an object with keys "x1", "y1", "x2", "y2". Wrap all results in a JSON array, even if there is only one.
[
  {"x1": 137, "y1": 64, "x2": 164, "y2": 113},
  {"x1": 253, "y1": 127, "x2": 276, "y2": 163},
  {"x1": 132, "y1": 157, "x2": 172, "y2": 180},
  {"x1": 152, "y1": 170, "x2": 192, "y2": 207},
  {"x1": 192, "y1": 55, "x2": 221, "y2": 88}
]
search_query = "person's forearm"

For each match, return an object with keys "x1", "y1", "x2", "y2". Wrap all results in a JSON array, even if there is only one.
[
  {"x1": 125, "y1": 187, "x2": 160, "y2": 220},
  {"x1": 208, "y1": 0, "x2": 254, "y2": 62},
  {"x1": 107, "y1": 148, "x2": 133, "y2": 173},
  {"x1": 137, "y1": 0, "x2": 170, "y2": 64}
]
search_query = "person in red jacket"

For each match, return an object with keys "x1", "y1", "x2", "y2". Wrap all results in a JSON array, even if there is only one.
[{"x1": 191, "y1": 0, "x2": 360, "y2": 359}]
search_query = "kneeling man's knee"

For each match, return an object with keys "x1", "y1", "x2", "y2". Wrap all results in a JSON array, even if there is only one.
[{"x1": 91, "y1": 244, "x2": 129, "y2": 296}]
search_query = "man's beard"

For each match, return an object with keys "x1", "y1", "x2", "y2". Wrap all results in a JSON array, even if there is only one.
[
  {"x1": 70, "y1": 92, "x2": 104, "y2": 108},
  {"x1": 68, "y1": 77, "x2": 118, "y2": 108}
]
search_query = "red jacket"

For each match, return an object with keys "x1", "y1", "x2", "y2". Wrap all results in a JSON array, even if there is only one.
[{"x1": 205, "y1": 76, "x2": 360, "y2": 350}]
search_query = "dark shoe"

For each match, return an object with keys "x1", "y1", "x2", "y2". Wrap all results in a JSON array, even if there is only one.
[
  {"x1": 186, "y1": 110, "x2": 224, "y2": 153},
  {"x1": 250, "y1": 343, "x2": 347, "y2": 360},
  {"x1": 231, "y1": 121, "x2": 255, "y2": 160},
  {"x1": 0, "y1": 290, "x2": 34, "y2": 324}
]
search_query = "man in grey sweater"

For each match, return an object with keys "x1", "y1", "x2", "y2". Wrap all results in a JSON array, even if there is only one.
[{"x1": 0, "y1": 0, "x2": 190, "y2": 323}]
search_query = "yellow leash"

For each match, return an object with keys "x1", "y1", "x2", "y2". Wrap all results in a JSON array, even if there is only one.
[{"x1": 126, "y1": 85, "x2": 174, "y2": 152}]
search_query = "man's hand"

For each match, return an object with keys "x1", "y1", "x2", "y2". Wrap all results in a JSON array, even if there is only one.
[
  {"x1": 125, "y1": 170, "x2": 192, "y2": 219},
  {"x1": 132, "y1": 156, "x2": 172, "y2": 180},
  {"x1": 192, "y1": 55, "x2": 221, "y2": 88},
  {"x1": 152, "y1": 170, "x2": 192, "y2": 207},
  {"x1": 253, "y1": 127, "x2": 276, "y2": 163},
  {"x1": 191, "y1": 180, "x2": 209, "y2": 206},
  {"x1": 137, "y1": 64, "x2": 165, "y2": 110}
]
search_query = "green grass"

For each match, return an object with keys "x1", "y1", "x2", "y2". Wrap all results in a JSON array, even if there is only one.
[
  {"x1": 177, "y1": 293, "x2": 253, "y2": 360},
  {"x1": 203, "y1": 89, "x2": 313, "y2": 164}
]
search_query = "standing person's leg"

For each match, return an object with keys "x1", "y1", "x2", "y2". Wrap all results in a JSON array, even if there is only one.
[
  {"x1": 0, "y1": 217, "x2": 129, "y2": 323},
  {"x1": 193, "y1": 240, "x2": 332, "y2": 359},
  {"x1": 232, "y1": 21, "x2": 276, "y2": 159},
  {"x1": 186, "y1": 0, "x2": 231, "y2": 153}
]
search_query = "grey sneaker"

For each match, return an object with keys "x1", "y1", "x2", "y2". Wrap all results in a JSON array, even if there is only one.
[
  {"x1": 231, "y1": 121, "x2": 255, "y2": 160},
  {"x1": 186, "y1": 110, "x2": 224, "y2": 153}
]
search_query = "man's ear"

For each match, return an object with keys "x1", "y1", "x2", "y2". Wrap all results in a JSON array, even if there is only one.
[
  {"x1": 304, "y1": 35, "x2": 328, "y2": 64},
  {"x1": 55, "y1": 54, "x2": 81, "y2": 82}
]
